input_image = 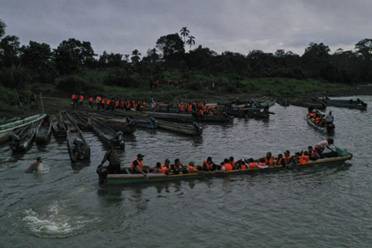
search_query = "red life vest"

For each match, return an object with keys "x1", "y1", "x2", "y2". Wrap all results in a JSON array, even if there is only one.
[
  {"x1": 79, "y1": 95, "x2": 84, "y2": 102},
  {"x1": 159, "y1": 165, "x2": 169, "y2": 174},
  {"x1": 241, "y1": 164, "x2": 247, "y2": 171},
  {"x1": 224, "y1": 163, "x2": 233, "y2": 171},
  {"x1": 249, "y1": 162, "x2": 258, "y2": 170}
]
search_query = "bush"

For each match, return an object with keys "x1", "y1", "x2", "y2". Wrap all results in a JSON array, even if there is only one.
[
  {"x1": 104, "y1": 69, "x2": 144, "y2": 88},
  {"x1": 56, "y1": 75, "x2": 88, "y2": 93},
  {"x1": 0, "y1": 66, "x2": 32, "y2": 88}
]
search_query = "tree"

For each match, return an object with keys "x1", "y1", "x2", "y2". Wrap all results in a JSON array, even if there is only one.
[
  {"x1": 131, "y1": 49, "x2": 141, "y2": 64},
  {"x1": 53, "y1": 38, "x2": 96, "y2": 74},
  {"x1": 99, "y1": 51, "x2": 123, "y2": 67},
  {"x1": 20, "y1": 41, "x2": 55, "y2": 83},
  {"x1": 0, "y1": 35, "x2": 20, "y2": 67},
  {"x1": 355, "y1": 39, "x2": 372, "y2": 82},
  {"x1": 142, "y1": 48, "x2": 160, "y2": 64},
  {"x1": 156, "y1": 33, "x2": 185, "y2": 59},
  {"x1": 179, "y1": 27, "x2": 190, "y2": 43},
  {"x1": 303, "y1": 42, "x2": 330, "y2": 59},
  {"x1": 186, "y1": 35, "x2": 196, "y2": 50},
  {"x1": 355, "y1": 39, "x2": 372, "y2": 60},
  {"x1": 20, "y1": 41, "x2": 52, "y2": 69},
  {"x1": 0, "y1": 19, "x2": 5, "y2": 38}
]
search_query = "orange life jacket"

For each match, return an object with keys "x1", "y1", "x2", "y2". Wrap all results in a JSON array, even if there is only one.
[
  {"x1": 299, "y1": 155, "x2": 309, "y2": 166},
  {"x1": 159, "y1": 165, "x2": 169, "y2": 174},
  {"x1": 241, "y1": 164, "x2": 247, "y2": 170},
  {"x1": 224, "y1": 163, "x2": 233, "y2": 171},
  {"x1": 249, "y1": 162, "x2": 258, "y2": 170}
]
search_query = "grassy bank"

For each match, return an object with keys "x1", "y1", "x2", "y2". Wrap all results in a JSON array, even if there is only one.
[{"x1": 0, "y1": 76, "x2": 362, "y2": 117}]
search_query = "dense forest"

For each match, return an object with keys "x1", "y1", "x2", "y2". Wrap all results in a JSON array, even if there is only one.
[{"x1": 0, "y1": 18, "x2": 372, "y2": 99}]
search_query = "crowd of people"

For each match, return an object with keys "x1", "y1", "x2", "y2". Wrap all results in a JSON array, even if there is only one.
[
  {"x1": 70, "y1": 94, "x2": 225, "y2": 117},
  {"x1": 96, "y1": 138, "x2": 337, "y2": 182},
  {"x1": 71, "y1": 93, "x2": 148, "y2": 111}
]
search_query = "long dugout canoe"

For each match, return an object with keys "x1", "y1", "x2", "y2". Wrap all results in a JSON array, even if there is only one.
[
  {"x1": 105, "y1": 153, "x2": 352, "y2": 186},
  {"x1": 0, "y1": 114, "x2": 46, "y2": 144}
]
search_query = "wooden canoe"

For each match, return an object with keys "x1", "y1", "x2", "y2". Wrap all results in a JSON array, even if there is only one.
[
  {"x1": 51, "y1": 113, "x2": 67, "y2": 139},
  {"x1": 156, "y1": 119, "x2": 202, "y2": 136},
  {"x1": 0, "y1": 114, "x2": 46, "y2": 145},
  {"x1": 324, "y1": 98, "x2": 367, "y2": 110},
  {"x1": 62, "y1": 112, "x2": 91, "y2": 163},
  {"x1": 134, "y1": 118, "x2": 158, "y2": 129},
  {"x1": 89, "y1": 116, "x2": 125, "y2": 149},
  {"x1": 104, "y1": 152, "x2": 352, "y2": 186},
  {"x1": 9, "y1": 120, "x2": 40, "y2": 154},
  {"x1": 35, "y1": 116, "x2": 52, "y2": 145}
]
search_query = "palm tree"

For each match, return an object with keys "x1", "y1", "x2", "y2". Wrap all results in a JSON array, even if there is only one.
[
  {"x1": 179, "y1": 27, "x2": 190, "y2": 43},
  {"x1": 131, "y1": 49, "x2": 141, "y2": 64},
  {"x1": 186, "y1": 35, "x2": 196, "y2": 50}
]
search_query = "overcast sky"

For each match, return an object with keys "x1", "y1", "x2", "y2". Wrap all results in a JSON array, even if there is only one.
[{"x1": 0, "y1": 0, "x2": 371, "y2": 56}]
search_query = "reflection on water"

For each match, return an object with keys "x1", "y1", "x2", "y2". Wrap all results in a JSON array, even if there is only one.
[{"x1": 0, "y1": 96, "x2": 371, "y2": 247}]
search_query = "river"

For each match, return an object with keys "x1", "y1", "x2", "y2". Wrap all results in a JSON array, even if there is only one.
[{"x1": 0, "y1": 96, "x2": 371, "y2": 248}]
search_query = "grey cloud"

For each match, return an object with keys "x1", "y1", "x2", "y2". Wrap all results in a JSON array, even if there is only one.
[{"x1": 0, "y1": 0, "x2": 370, "y2": 56}]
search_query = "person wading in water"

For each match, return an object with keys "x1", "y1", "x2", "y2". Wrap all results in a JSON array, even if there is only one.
[{"x1": 25, "y1": 157, "x2": 44, "y2": 173}]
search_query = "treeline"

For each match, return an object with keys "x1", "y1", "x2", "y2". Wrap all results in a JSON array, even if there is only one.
[{"x1": 0, "y1": 18, "x2": 372, "y2": 95}]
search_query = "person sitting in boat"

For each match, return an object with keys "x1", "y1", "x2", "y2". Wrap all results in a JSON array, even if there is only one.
[
  {"x1": 203, "y1": 157, "x2": 216, "y2": 171},
  {"x1": 159, "y1": 160, "x2": 170, "y2": 175},
  {"x1": 283, "y1": 150, "x2": 293, "y2": 165},
  {"x1": 264, "y1": 152, "x2": 274, "y2": 167},
  {"x1": 130, "y1": 154, "x2": 145, "y2": 174},
  {"x1": 187, "y1": 162, "x2": 198, "y2": 173},
  {"x1": 307, "y1": 146, "x2": 320, "y2": 160},
  {"x1": 222, "y1": 159, "x2": 233, "y2": 171},
  {"x1": 115, "y1": 131, "x2": 125, "y2": 149},
  {"x1": 170, "y1": 159, "x2": 181, "y2": 174},
  {"x1": 299, "y1": 151, "x2": 310, "y2": 166},
  {"x1": 229, "y1": 156, "x2": 236, "y2": 169},
  {"x1": 72, "y1": 138, "x2": 85, "y2": 160},
  {"x1": 316, "y1": 138, "x2": 337, "y2": 158},
  {"x1": 25, "y1": 157, "x2": 43, "y2": 173},
  {"x1": 152, "y1": 162, "x2": 162, "y2": 173},
  {"x1": 275, "y1": 154, "x2": 285, "y2": 167}
]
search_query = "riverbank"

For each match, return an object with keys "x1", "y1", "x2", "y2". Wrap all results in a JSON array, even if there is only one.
[{"x1": 1, "y1": 78, "x2": 371, "y2": 117}]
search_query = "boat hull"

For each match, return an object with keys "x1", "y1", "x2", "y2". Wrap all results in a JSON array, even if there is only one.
[{"x1": 105, "y1": 154, "x2": 352, "y2": 186}]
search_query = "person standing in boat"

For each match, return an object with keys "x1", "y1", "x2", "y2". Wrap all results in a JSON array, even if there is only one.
[
  {"x1": 99, "y1": 145, "x2": 121, "y2": 174},
  {"x1": 325, "y1": 111, "x2": 334, "y2": 125},
  {"x1": 97, "y1": 145, "x2": 122, "y2": 184}
]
